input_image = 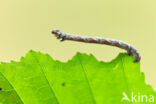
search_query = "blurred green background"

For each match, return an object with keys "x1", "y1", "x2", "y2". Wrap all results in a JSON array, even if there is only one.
[{"x1": 0, "y1": 0, "x2": 156, "y2": 89}]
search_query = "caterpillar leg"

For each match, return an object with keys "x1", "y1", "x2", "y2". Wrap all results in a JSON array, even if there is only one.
[
  {"x1": 127, "y1": 49, "x2": 133, "y2": 56},
  {"x1": 134, "y1": 54, "x2": 141, "y2": 62},
  {"x1": 57, "y1": 35, "x2": 61, "y2": 39},
  {"x1": 60, "y1": 36, "x2": 66, "y2": 41}
]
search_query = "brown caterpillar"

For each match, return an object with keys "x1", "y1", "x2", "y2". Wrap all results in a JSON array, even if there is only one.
[{"x1": 51, "y1": 29, "x2": 141, "y2": 62}]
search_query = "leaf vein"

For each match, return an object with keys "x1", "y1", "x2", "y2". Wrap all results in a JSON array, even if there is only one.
[{"x1": 77, "y1": 54, "x2": 96, "y2": 104}]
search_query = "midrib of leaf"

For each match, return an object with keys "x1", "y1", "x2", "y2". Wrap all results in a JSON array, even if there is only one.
[
  {"x1": 0, "y1": 71, "x2": 24, "y2": 104},
  {"x1": 30, "y1": 52, "x2": 60, "y2": 104},
  {"x1": 77, "y1": 54, "x2": 96, "y2": 104}
]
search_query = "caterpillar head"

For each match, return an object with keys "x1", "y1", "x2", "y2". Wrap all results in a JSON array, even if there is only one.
[
  {"x1": 52, "y1": 29, "x2": 65, "y2": 41},
  {"x1": 52, "y1": 29, "x2": 60, "y2": 36}
]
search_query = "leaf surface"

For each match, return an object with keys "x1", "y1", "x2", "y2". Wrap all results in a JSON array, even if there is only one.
[{"x1": 0, "y1": 50, "x2": 155, "y2": 104}]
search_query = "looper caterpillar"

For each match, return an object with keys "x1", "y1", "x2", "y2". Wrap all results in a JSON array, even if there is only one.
[{"x1": 51, "y1": 29, "x2": 141, "y2": 62}]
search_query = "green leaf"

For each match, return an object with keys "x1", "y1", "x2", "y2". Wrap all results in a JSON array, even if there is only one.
[{"x1": 0, "y1": 50, "x2": 155, "y2": 104}]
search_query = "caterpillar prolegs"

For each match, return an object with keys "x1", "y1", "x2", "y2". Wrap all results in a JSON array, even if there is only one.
[{"x1": 51, "y1": 29, "x2": 141, "y2": 62}]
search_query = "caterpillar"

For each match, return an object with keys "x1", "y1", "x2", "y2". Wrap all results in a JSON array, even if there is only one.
[{"x1": 51, "y1": 29, "x2": 141, "y2": 62}]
